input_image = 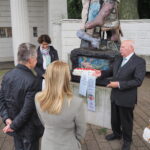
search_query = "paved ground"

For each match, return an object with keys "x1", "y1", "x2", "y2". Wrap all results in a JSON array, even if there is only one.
[{"x1": 0, "y1": 65, "x2": 150, "y2": 150}]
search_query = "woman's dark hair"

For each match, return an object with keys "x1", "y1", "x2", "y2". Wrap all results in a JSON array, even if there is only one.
[{"x1": 38, "y1": 34, "x2": 51, "y2": 44}]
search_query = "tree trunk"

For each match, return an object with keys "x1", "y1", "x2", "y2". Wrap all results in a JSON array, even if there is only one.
[{"x1": 119, "y1": 0, "x2": 139, "y2": 19}]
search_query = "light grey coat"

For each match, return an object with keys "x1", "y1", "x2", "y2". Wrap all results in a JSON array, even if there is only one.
[{"x1": 35, "y1": 96, "x2": 86, "y2": 150}]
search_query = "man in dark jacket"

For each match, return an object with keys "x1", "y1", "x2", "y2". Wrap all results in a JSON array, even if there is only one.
[
  {"x1": 0, "y1": 43, "x2": 44, "y2": 150},
  {"x1": 100, "y1": 40, "x2": 146, "y2": 150}
]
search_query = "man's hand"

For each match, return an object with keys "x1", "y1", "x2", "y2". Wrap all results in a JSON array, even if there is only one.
[
  {"x1": 3, "y1": 124, "x2": 14, "y2": 133},
  {"x1": 92, "y1": 70, "x2": 101, "y2": 77},
  {"x1": 107, "y1": 81, "x2": 119, "y2": 88},
  {"x1": 3, "y1": 118, "x2": 14, "y2": 133},
  {"x1": 5, "y1": 118, "x2": 12, "y2": 125}
]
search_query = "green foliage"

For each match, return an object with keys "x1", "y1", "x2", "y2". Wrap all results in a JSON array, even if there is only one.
[
  {"x1": 98, "y1": 128, "x2": 107, "y2": 135},
  {"x1": 119, "y1": 0, "x2": 139, "y2": 19},
  {"x1": 67, "y1": 0, "x2": 82, "y2": 19}
]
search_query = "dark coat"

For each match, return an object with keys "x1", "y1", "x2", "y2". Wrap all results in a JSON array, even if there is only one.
[
  {"x1": 0, "y1": 64, "x2": 44, "y2": 141},
  {"x1": 34, "y1": 46, "x2": 59, "y2": 78},
  {"x1": 101, "y1": 54, "x2": 146, "y2": 107}
]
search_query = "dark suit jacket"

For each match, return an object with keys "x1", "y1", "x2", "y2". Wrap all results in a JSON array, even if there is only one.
[
  {"x1": 34, "y1": 46, "x2": 59, "y2": 78},
  {"x1": 101, "y1": 54, "x2": 146, "y2": 108}
]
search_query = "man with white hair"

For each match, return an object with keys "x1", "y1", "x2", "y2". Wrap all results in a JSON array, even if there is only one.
[
  {"x1": 0, "y1": 43, "x2": 44, "y2": 150},
  {"x1": 99, "y1": 40, "x2": 146, "y2": 150}
]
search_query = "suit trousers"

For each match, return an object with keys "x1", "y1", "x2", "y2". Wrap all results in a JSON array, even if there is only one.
[
  {"x1": 111, "y1": 102, "x2": 134, "y2": 142},
  {"x1": 14, "y1": 135, "x2": 39, "y2": 150}
]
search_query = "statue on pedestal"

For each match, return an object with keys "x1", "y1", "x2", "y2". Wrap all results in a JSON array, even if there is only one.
[
  {"x1": 70, "y1": 0, "x2": 121, "y2": 85},
  {"x1": 77, "y1": 0, "x2": 122, "y2": 51}
]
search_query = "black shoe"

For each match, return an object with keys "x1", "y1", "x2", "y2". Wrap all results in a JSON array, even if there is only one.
[
  {"x1": 122, "y1": 141, "x2": 131, "y2": 150},
  {"x1": 105, "y1": 133, "x2": 121, "y2": 141}
]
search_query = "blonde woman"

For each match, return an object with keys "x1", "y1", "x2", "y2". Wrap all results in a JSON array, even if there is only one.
[{"x1": 35, "y1": 61, "x2": 86, "y2": 150}]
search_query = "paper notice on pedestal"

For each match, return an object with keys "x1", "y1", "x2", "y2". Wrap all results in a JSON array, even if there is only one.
[
  {"x1": 79, "y1": 71, "x2": 89, "y2": 96},
  {"x1": 87, "y1": 76, "x2": 96, "y2": 112}
]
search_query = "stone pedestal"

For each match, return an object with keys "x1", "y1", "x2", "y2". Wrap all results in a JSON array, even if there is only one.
[{"x1": 71, "y1": 82, "x2": 111, "y2": 129}]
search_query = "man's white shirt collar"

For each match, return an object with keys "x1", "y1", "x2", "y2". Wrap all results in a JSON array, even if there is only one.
[{"x1": 124, "y1": 52, "x2": 134, "y2": 62}]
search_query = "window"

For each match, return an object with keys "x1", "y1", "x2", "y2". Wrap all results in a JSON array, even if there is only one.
[
  {"x1": 0, "y1": 27, "x2": 12, "y2": 38},
  {"x1": 33, "y1": 27, "x2": 38, "y2": 37}
]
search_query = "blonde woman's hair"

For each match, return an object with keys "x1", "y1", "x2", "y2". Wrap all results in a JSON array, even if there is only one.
[{"x1": 36, "y1": 61, "x2": 73, "y2": 114}]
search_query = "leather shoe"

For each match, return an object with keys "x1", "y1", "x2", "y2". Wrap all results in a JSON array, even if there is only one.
[
  {"x1": 105, "y1": 133, "x2": 121, "y2": 141},
  {"x1": 122, "y1": 141, "x2": 131, "y2": 150}
]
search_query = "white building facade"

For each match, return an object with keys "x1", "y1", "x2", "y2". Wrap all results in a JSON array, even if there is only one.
[
  {"x1": 0, "y1": 0, "x2": 67, "y2": 63},
  {"x1": 0, "y1": 0, "x2": 150, "y2": 71}
]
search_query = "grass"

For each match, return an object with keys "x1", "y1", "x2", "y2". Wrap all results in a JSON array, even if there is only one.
[
  {"x1": 98, "y1": 128, "x2": 108, "y2": 135},
  {"x1": 0, "y1": 70, "x2": 10, "y2": 78}
]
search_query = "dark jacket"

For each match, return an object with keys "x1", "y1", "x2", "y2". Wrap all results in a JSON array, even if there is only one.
[
  {"x1": 101, "y1": 54, "x2": 146, "y2": 107},
  {"x1": 0, "y1": 64, "x2": 44, "y2": 141},
  {"x1": 34, "y1": 46, "x2": 59, "y2": 78}
]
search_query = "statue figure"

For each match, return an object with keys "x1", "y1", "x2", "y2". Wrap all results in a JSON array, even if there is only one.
[{"x1": 77, "y1": 0, "x2": 122, "y2": 50}]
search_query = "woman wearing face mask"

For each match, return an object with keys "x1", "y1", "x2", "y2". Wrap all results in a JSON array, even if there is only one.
[{"x1": 35, "y1": 34, "x2": 59, "y2": 89}]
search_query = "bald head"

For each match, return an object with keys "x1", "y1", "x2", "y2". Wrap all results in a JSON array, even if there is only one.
[{"x1": 120, "y1": 40, "x2": 135, "y2": 57}]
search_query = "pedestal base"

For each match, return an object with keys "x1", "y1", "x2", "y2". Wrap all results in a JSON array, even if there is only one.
[{"x1": 71, "y1": 82, "x2": 111, "y2": 129}]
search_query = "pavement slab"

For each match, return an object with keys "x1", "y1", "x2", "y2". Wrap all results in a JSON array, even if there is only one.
[{"x1": 0, "y1": 67, "x2": 150, "y2": 150}]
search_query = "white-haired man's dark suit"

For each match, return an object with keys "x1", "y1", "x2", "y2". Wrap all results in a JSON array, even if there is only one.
[{"x1": 101, "y1": 53, "x2": 146, "y2": 149}]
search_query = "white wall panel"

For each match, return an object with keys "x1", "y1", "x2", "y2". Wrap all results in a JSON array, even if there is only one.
[{"x1": 0, "y1": 0, "x2": 48, "y2": 62}]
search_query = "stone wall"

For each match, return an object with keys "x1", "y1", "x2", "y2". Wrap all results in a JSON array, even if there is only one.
[{"x1": 53, "y1": 19, "x2": 150, "y2": 71}]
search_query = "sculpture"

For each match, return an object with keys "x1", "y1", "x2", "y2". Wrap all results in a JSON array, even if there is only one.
[
  {"x1": 71, "y1": 0, "x2": 121, "y2": 86},
  {"x1": 77, "y1": 0, "x2": 122, "y2": 51}
]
